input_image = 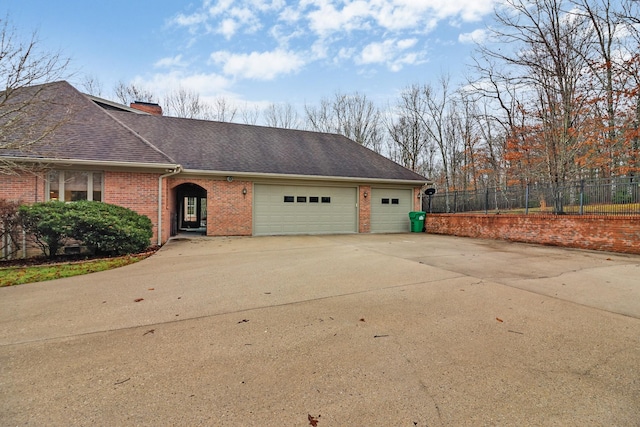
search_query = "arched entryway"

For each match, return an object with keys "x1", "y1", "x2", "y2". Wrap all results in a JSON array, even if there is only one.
[{"x1": 174, "y1": 183, "x2": 207, "y2": 235}]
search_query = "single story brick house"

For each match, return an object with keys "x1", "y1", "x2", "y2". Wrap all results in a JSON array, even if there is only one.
[{"x1": 1, "y1": 81, "x2": 429, "y2": 246}]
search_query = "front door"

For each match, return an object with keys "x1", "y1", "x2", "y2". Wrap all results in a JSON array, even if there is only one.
[
  {"x1": 182, "y1": 196, "x2": 199, "y2": 229},
  {"x1": 175, "y1": 183, "x2": 207, "y2": 231}
]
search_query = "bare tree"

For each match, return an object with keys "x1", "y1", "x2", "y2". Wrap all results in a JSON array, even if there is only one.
[
  {"x1": 386, "y1": 84, "x2": 433, "y2": 174},
  {"x1": 475, "y1": 0, "x2": 591, "y2": 211},
  {"x1": 114, "y1": 81, "x2": 156, "y2": 105},
  {"x1": 422, "y1": 76, "x2": 455, "y2": 194},
  {"x1": 163, "y1": 86, "x2": 203, "y2": 119},
  {"x1": 304, "y1": 97, "x2": 334, "y2": 133},
  {"x1": 453, "y1": 90, "x2": 481, "y2": 191},
  {"x1": 263, "y1": 102, "x2": 301, "y2": 129},
  {"x1": 0, "y1": 15, "x2": 71, "y2": 174},
  {"x1": 619, "y1": 0, "x2": 640, "y2": 176},
  {"x1": 570, "y1": 0, "x2": 629, "y2": 177},
  {"x1": 305, "y1": 91, "x2": 383, "y2": 153},
  {"x1": 239, "y1": 102, "x2": 260, "y2": 125},
  {"x1": 208, "y1": 96, "x2": 237, "y2": 122},
  {"x1": 79, "y1": 74, "x2": 103, "y2": 97}
]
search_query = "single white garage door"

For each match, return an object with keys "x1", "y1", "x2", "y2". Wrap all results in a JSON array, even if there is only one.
[
  {"x1": 254, "y1": 184, "x2": 357, "y2": 235},
  {"x1": 370, "y1": 188, "x2": 413, "y2": 233}
]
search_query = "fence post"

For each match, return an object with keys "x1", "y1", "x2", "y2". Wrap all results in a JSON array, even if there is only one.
[
  {"x1": 579, "y1": 179, "x2": 584, "y2": 215},
  {"x1": 525, "y1": 184, "x2": 529, "y2": 215},
  {"x1": 485, "y1": 188, "x2": 489, "y2": 214}
]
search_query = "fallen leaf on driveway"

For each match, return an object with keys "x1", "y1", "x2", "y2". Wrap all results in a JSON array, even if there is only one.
[
  {"x1": 134, "y1": 298, "x2": 144, "y2": 302},
  {"x1": 308, "y1": 414, "x2": 320, "y2": 426},
  {"x1": 496, "y1": 317, "x2": 504, "y2": 323}
]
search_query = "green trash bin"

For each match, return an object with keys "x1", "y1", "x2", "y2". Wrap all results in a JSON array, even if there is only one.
[{"x1": 408, "y1": 211, "x2": 426, "y2": 233}]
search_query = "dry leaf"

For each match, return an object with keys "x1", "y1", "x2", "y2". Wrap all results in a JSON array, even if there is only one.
[
  {"x1": 496, "y1": 317, "x2": 504, "y2": 323},
  {"x1": 134, "y1": 298, "x2": 144, "y2": 302},
  {"x1": 308, "y1": 414, "x2": 320, "y2": 426}
]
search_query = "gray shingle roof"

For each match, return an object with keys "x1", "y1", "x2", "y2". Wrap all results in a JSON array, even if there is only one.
[
  {"x1": 1, "y1": 81, "x2": 174, "y2": 165},
  {"x1": 110, "y1": 112, "x2": 427, "y2": 181},
  {"x1": 2, "y1": 81, "x2": 427, "y2": 182}
]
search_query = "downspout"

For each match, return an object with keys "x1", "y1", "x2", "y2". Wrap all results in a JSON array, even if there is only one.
[{"x1": 157, "y1": 166, "x2": 182, "y2": 246}]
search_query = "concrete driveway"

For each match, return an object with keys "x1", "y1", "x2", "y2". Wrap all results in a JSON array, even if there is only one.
[{"x1": 1, "y1": 234, "x2": 639, "y2": 426}]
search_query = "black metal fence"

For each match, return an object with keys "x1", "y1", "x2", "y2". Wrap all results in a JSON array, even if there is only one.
[{"x1": 424, "y1": 177, "x2": 640, "y2": 216}]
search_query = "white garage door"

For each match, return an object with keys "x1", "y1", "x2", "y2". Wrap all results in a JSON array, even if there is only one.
[
  {"x1": 370, "y1": 188, "x2": 413, "y2": 233},
  {"x1": 254, "y1": 184, "x2": 357, "y2": 235}
]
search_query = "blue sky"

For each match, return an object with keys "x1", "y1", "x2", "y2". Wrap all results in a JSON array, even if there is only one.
[{"x1": 4, "y1": 0, "x2": 497, "y2": 114}]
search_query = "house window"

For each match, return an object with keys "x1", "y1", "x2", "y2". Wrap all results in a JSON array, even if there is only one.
[
  {"x1": 309, "y1": 197, "x2": 319, "y2": 203},
  {"x1": 321, "y1": 197, "x2": 331, "y2": 203},
  {"x1": 297, "y1": 196, "x2": 307, "y2": 203},
  {"x1": 381, "y1": 198, "x2": 390, "y2": 204},
  {"x1": 284, "y1": 196, "x2": 294, "y2": 203},
  {"x1": 48, "y1": 170, "x2": 104, "y2": 202},
  {"x1": 392, "y1": 198, "x2": 399, "y2": 205},
  {"x1": 184, "y1": 197, "x2": 197, "y2": 222}
]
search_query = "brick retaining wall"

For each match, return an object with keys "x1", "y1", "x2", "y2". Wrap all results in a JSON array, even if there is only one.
[{"x1": 425, "y1": 214, "x2": 640, "y2": 255}]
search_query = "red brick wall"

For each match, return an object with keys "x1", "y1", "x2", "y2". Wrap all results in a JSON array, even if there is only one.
[
  {"x1": 103, "y1": 171, "x2": 161, "y2": 244},
  {"x1": 359, "y1": 185, "x2": 371, "y2": 233},
  {"x1": 208, "y1": 180, "x2": 252, "y2": 236},
  {"x1": 0, "y1": 172, "x2": 47, "y2": 203},
  {"x1": 426, "y1": 214, "x2": 640, "y2": 255},
  {"x1": 2, "y1": 171, "x2": 428, "y2": 246},
  {"x1": 413, "y1": 187, "x2": 422, "y2": 211}
]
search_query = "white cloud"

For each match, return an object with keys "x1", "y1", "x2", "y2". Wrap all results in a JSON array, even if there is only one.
[
  {"x1": 306, "y1": 0, "x2": 373, "y2": 36},
  {"x1": 207, "y1": 0, "x2": 234, "y2": 16},
  {"x1": 360, "y1": 40, "x2": 393, "y2": 64},
  {"x1": 358, "y1": 38, "x2": 420, "y2": 71},
  {"x1": 133, "y1": 71, "x2": 234, "y2": 100},
  {"x1": 279, "y1": 5, "x2": 301, "y2": 22},
  {"x1": 172, "y1": 12, "x2": 209, "y2": 28},
  {"x1": 219, "y1": 18, "x2": 239, "y2": 39},
  {"x1": 397, "y1": 38, "x2": 418, "y2": 50},
  {"x1": 154, "y1": 55, "x2": 187, "y2": 68},
  {"x1": 168, "y1": 0, "x2": 497, "y2": 82},
  {"x1": 210, "y1": 49, "x2": 306, "y2": 80},
  {"x1": 458, "y1": 28, "x2": 488, "y2": 44}
]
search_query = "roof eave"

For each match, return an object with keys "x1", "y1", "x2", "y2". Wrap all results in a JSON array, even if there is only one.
[
  {"x1": 2, "y1": 156, "x2": 179, "y2": 171},
  {"x1": 180, "y1": 168, "x2": 431, "y2": 185}
]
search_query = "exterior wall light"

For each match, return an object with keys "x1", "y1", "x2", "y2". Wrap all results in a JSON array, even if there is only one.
[
  {"x1": 242, "y1": 187, "x2": 247, "y2": 195},
  {"x1": 363, "y1": 191, "x2": 368, "y2": 198}
]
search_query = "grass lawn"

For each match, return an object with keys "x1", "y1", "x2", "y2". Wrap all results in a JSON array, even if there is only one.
[{"x1": 0, "y1": 252, "x2": 155, "y2": 287}]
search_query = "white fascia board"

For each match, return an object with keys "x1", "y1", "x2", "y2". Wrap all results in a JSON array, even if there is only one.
[
  {"x1": 3, "y1": 156, "x2": 179, "y2": 171},
  {"x1": 180, "y1": 168, "x2": 431, "y2": 186}
]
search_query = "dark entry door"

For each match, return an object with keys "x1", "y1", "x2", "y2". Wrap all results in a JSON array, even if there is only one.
[{"x1": 176, "y1": 184, "x2": 207, "y2": 231}]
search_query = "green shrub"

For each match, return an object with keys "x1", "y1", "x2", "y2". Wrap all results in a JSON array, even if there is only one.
[
  {"x1": 19, "y1": 201, "x2": 70, "y2": 258},
  {"x1": 20, "y1": 201, "x2": 153, "y2": 258},
  {"x1": 68, "y1": 201, "x2": 152, "y2": 256}
]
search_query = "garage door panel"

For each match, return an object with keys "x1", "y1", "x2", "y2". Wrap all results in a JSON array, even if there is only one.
[
  {"x1": 370, "y1": 188, "x2": 412, "y2": 233},
  {"x1": 254, "y1": 184, "x2": 357, "y2": 235}
]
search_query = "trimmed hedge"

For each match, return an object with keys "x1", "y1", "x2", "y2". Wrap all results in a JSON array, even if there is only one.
[{"x1": 20, "y1": 201, "x2": 153, "y2": 258}]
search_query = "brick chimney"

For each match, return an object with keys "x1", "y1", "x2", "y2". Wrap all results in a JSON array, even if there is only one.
[{"x1": 130, "y1": 101, "x2": 163, "y2": 116}]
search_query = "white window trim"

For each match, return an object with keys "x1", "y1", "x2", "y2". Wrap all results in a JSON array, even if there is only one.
[{"x1": 46, "y1": 170, "x2": 104, "y2": 202}]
